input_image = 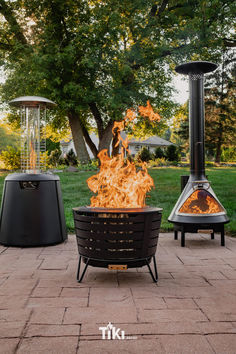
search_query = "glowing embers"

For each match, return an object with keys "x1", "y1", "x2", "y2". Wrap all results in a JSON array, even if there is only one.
[{"x1": 179, "y1": 189, "x2": 224, "y2": 214}]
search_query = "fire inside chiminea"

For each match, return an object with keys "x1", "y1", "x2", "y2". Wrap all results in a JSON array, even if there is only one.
[
  {"x1": 73, "y1": 101, "x2": 162, "y2": 283},
  {"x1": 87, "y1": 101, "x2": 161, "y2": 208}
]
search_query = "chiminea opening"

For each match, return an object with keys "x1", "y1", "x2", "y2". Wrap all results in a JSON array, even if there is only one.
[
  {"x1": 168, "y1": 61, "x2": 229, "y2": 246},
  {"x1": 177, "y1": 182, "x2": 225, "y2": 216}
]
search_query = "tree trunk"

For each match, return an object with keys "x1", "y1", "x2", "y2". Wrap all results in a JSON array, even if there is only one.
[
  {"x1": 68, "y1": 112, "x2": 90, "y2": 163},
  {"x1": 215, "y1": 124, "x2": 223, "y2": 163},
  {"x1": 112, "y1": 128, "x2": 120, "y2": 156},
  {"x1": 98, "y1": 122, "x2": 113, "y2": 154},
  {"x1": 215, "y1": 139, "x2": 222, "y2": 163},
  {"x1": 82, "y1": 125, "x2": 98, "y2": 159}
]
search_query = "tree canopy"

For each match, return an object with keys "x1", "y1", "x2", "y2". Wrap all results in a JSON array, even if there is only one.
[
  {"x1": 205, "y1": 49, "x2": 236, "y2": 162},
  {"x1": 0, "y1": 0, "x2": 235, "y2": 161}
]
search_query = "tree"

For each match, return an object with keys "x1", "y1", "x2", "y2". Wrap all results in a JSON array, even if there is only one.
[
  {"x1": 0, "y1": 0, "x2": 235, "y2": 162},
  {"x1": 165, "y1": 144, "x2": 180, "y2": 162},
  {"x1": 0, "y1": 119, "x2": 20, "y2": 152},
  {"x1": 154, "y1": 147, "x2": 165, "y2": 159},
  {"x1": 205, "y1": 50, "x2": 236, "y2": 163},
  {"x1": 171, "y1": 102, "x2": 189, "y2": 155},
  {"x1": 171, "y1": 49, "x2": 236, "y2": 163}
]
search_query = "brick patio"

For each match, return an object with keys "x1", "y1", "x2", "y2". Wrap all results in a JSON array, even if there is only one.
[{"x1": 0, "y1": 233, "x2": 236, "y2": 353}]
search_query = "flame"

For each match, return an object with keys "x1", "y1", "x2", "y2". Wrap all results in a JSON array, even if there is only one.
[
  {"x1": 138, "y1": 101, "x2": 161, "y2": 121},
  {"x1": 87, "y1": 101, "x2": 160, "y2": 208},
  {"x1": 30, "y1": 141, "x2": 37, "y2": 171},
  {"x1": 179, "y1": 189, "x2": 224, "y2": 214}
]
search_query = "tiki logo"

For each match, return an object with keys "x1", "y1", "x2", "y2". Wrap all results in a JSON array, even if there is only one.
[{"x1": 99, "y1": 322, "x2": 136, "y2": 340}]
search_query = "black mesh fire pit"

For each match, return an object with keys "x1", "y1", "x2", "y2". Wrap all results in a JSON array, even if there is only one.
[{"x1": 73, "y1": 206, "x2": 162, "y2": 283}]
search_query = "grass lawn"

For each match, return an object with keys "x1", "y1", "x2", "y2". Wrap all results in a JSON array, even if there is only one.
[{"x1": 0, "y1": 167, "x2": 235, "y2": 235}]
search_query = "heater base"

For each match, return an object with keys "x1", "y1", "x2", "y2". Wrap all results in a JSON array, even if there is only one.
[
  {"x1": 0, "y1": 173, "x2": 67, "y2": 247},
  {"x1": 173, "y1": 222, "x2": 227, "y2": 247}
]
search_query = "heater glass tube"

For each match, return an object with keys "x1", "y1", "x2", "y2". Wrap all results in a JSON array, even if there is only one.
[{"x1": 21, "y1": 106, "x2": 41, "y2": 174}]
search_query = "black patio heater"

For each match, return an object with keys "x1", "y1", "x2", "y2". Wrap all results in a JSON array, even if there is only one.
[
  {"x1": 168, "y1": 62, "x2": 229, "y2": 246},
  {"x1": 0, "y1": 96, "x2": 67, "y2": 246}
]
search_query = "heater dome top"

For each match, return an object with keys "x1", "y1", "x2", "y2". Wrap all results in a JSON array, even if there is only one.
[
  {"x1": 9, "y1": 96, "x2": 56, "y2": 108},
  {"x1": 175, "y1": 61, "x2": 217, "y2": 75}
]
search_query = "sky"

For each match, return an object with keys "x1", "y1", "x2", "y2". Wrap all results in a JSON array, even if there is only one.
[{"x1": 172, "y1": 75, "x2": 189, "y2": 105}]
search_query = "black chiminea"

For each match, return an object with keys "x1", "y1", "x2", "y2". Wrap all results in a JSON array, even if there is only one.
[{"x1": 168, "y1": 61, "x2": 229, "y2": 247}]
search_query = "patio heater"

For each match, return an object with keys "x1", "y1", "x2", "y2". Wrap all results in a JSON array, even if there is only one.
[{"x1": 0, "y1": 96, "x2": 67, "y2": 246}]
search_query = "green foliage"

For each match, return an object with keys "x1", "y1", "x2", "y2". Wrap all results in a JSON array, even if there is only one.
[
  {"x1": 205, "y1": 49, "x2": 236, "y2": 163},
  {"x1": 64, "y1": 149, "x2": 78, "y2": 166},
  {"x1": 221, "y1": 147, "x2": 236, "y2": 162},
  {"x1": 48, "y1": 148, "x2": 62, "y2": 167},
  {"x1": 171, "y1": 102, "x2": 189, "y2": 154},
  {"x1": 0, "y1": 146, "x2": 21, "y2": 170},
  {"x1": 148, "y1": 158, "x2": 171, "y2": 167},
  {"x1": 138, "y1": 147, "x2": 152, "y2": 162},
  {"x1": 46, "y1": 139, "x2": 60, "y2": 155},
  {"x1": 165, "y1": 145, "x2": 180, "y2": 162},
  {"x1": 0, "y1": 122, "x2": 20, "y2": 152},
  {"x1": 154, "y1": 147, "x2": 165, "y2": 159},
  {"x1": 77, "y1": 160, "x2": 98, "y2": 171},
  {"x1": 1, "y1": 0, "x2": 234, "y2": 157}
]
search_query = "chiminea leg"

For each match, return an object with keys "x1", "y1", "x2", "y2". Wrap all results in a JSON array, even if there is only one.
[
  {"x1": 174, "y1": 230, "x2": 178, "y2": 240},
  {"x1": 221, "y1": 227, "x2": 225, "y2": 247},
  {"x1": 181, "y1": 230, "x2": 185, "y2": 247},
  {"x1": 211, "y1": 232, "x2": 214, "y2": 240}
]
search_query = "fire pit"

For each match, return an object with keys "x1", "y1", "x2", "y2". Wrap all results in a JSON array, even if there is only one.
[
  {"x1": 73, "y1": 207, "x2": 162, "y2": 282},
  {"x1": 168, "y1": 62, "x2": 229, "y2": 246},
  {"x1": 73, "y1": 102, "x2": 162, "y2": 282},
  {"x1": 0, "y1": 96, "x2": 67, "y2": 246}
]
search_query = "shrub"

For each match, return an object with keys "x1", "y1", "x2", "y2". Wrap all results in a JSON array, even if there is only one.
[
  {"x1": 64, "y1": 149, "x2": 78, "y2": 166},
  {"x1": 46, "y1": 138, "x2": 60, "y2": 155},
  {"x1": 165, "y1": 145, "x2": 180, "y2": 162},
  {"x1": 77, "y1": 159, "x2": 99, "y2": 171},
  {"x1": 0, "y1": 146, "x2": 21, "y2": 170},
  {"x1": 148, "y1": 158, "x2": 171, "y2": 167},
  {"x1": 154, "y1": 147, "x2": 165, "y2": 159},
  {"x1": 205, "y1": 161, "x2": 215, "y2": 167},
  {"x1": 49, "y1": 148, "x2": 62, "y2": 167},
  {"x1": 221, "y1": 147, "x2": 236, "y2": 162},
  {"x1": 138, "y1": 147, "x2": 152, "y2": 162}
]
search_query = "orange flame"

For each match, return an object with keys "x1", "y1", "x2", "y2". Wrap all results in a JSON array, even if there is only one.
[
  {"x1": 30, "y1": 141, "x2": 37, "y2": 171},
  {"x1": 179, "y1": 190, "x2": 224, "y2": 214},
  {"x1": 138, "y1": 100, "x2": 161, "y2": 121},
  {"x1": 87, "y1": 101, "x2": 160, "y2": 208}
]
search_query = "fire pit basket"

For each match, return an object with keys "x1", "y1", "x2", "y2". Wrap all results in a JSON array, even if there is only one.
[{"x1": 73, "y1": 207, "x2": 162, "y2": 282}]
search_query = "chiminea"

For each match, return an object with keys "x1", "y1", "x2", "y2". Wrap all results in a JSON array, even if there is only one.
[
  {"x1": 0, "y1": 96, "x2": 67, "y2": 247},
  {"x1": 168, "y1": 61, "x2": 229, "y2": 247}
]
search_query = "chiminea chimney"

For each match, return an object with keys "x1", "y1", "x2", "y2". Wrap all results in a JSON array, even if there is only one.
[{"x1": 168, "y1": 61, "x2": 229, "y2": 247}]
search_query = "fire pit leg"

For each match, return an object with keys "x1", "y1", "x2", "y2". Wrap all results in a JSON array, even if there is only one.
[
  {"x1": 77, "y1": 256, "x2": 90, "y2": 283},
  {"x1": 146, "y1": 256, "x2": 158, "y2": 283}
]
